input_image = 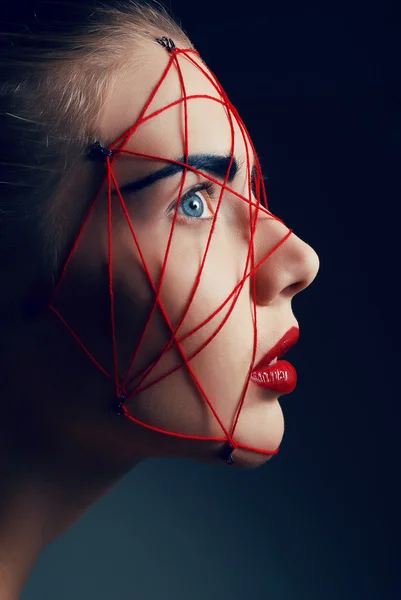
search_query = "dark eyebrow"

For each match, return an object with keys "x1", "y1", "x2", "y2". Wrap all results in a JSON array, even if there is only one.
[{"x1": 112, "y1": 153, "x2": 240, "y2": 195}]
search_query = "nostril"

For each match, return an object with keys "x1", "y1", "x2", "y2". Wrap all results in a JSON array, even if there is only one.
[{"x1": 286, "y1": 281, "x2": 304, "y2": 295}]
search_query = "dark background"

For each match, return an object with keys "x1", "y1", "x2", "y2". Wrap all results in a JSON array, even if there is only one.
[{"x1": 22, "y1": 2, "x2": 400, "y2": 599}]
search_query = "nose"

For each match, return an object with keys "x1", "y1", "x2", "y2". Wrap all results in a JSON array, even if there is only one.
[{"x1": 250, "y1": 212, "x2": 320, "y2": 307}]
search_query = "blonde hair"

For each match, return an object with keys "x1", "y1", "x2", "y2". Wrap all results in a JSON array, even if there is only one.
[{"x1": 0, "y1": 0, "x2": 192, "y2": 315}]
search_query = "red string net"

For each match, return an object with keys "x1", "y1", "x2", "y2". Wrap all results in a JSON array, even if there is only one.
[{"x1": 49, "y1": 38, "x2": 294, "y2": 464}]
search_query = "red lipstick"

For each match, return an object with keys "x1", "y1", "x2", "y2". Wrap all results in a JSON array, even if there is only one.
[{"x1": 251, "y1": 326, "x2": 300, "y2": 394}]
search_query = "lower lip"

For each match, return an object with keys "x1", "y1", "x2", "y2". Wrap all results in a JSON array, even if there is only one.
[{"x1": 250, "y1": 360, "x2": 297, "y2": 394}]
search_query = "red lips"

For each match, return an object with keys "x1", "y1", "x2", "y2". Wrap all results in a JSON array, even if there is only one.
[
  {"x1": 250, "y1": 360, "x2": 298, "y2": 394},
  {"x1": 253, "y1": 326, "x2": 300, "y2": 370},
  {"x1": 250, "y1": 327, "x2": 300, "y2": 395}
]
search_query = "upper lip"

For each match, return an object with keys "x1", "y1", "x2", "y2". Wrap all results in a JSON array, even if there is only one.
[{"x1": 252, "y1": 326, "x2": 300, "y2": 370}]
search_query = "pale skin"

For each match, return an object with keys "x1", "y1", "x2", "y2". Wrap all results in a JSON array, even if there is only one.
[{"x1": 0, "y1": 38, "x2": 319, "y2": 599}]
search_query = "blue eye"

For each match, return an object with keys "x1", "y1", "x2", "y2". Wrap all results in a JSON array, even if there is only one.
[
  {"x1": 176, "y1": 183, "x2": 215, "y2": 221},
  {"x1": 180, "y1": 191, "x2": 206, "y2": 218}
]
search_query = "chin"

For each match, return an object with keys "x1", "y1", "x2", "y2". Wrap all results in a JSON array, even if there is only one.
[
  {"x1": 198, "y1": 446, "x2": 275, "y2": 470},
  {"x1": 232, "y1": 448, "x2": 276, "y2": 469},
  {"x1": 196, "y1": 430, "x2": 283, "y2": 470},
  {"x1": 148, "y1": 403, "x2": 285, "y2": 468},
  {"x1": 227, "y1": 400, "x2": 285, "y2": 469}
]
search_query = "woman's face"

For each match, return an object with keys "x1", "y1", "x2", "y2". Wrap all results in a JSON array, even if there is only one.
[{"x1": 52, "y1": 39, "x2": 320, "y2": 468}]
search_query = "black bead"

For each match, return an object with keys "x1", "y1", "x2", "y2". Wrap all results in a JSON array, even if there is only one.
[
  {"x1": 156, "y1": 36, "x2": 176, "y2": 52},
  {"x1": 86, "y1": 141, "x2": 114, "y2": 159},
  {"x1": 109, "y1": 393, "x2": 127, "y2": 416},
  {"x1": 219, "y1": 442, "x2": 235, "y2": 465}
]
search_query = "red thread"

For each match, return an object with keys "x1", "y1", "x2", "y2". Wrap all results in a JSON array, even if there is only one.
[{"x1": 49, "y1": 43, "x2": 293, "y2": 460}]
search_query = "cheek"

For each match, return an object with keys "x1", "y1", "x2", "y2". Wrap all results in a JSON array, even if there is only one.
[
  {"x1": 125, "y1": 367, "x2": 214, "y2": 439},
  {"x1": 110, "y1": 210, "x2": 249, "y2": 381},
  {"x1": 156, "y1": 227, "x2": 240, "y2": 331}
]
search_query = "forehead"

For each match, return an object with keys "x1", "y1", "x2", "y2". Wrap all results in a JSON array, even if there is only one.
[{"x1": 98, "y1": 40, "x2": 252, "y2": 173}]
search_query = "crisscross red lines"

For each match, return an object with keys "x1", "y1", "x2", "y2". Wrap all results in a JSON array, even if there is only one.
[{"x1": 49, "y1": 45, "x2": 293, "y2": 458}]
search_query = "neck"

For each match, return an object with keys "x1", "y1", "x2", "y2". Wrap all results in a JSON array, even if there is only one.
[
  {"x1": 0, "y1": 316, "x2": 144, "y2": 599},
  {"x1": 0, "y1": 476, "x2": 61, "y2": 600}
]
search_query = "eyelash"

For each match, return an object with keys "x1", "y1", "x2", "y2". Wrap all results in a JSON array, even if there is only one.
[
  {"x1": 168, "y1": 181, "x2": 217, "y2": 224},
  {"x1": 167, "y1": 171, "x2": 265, "y2": 225},
  {"x1": 252, "y1": 172, "x2": 268, "y2": 199}
]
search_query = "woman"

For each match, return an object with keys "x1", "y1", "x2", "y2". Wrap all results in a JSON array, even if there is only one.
[{"x1": 0, "y1": 1, "x2": 320, "y2": 598}]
